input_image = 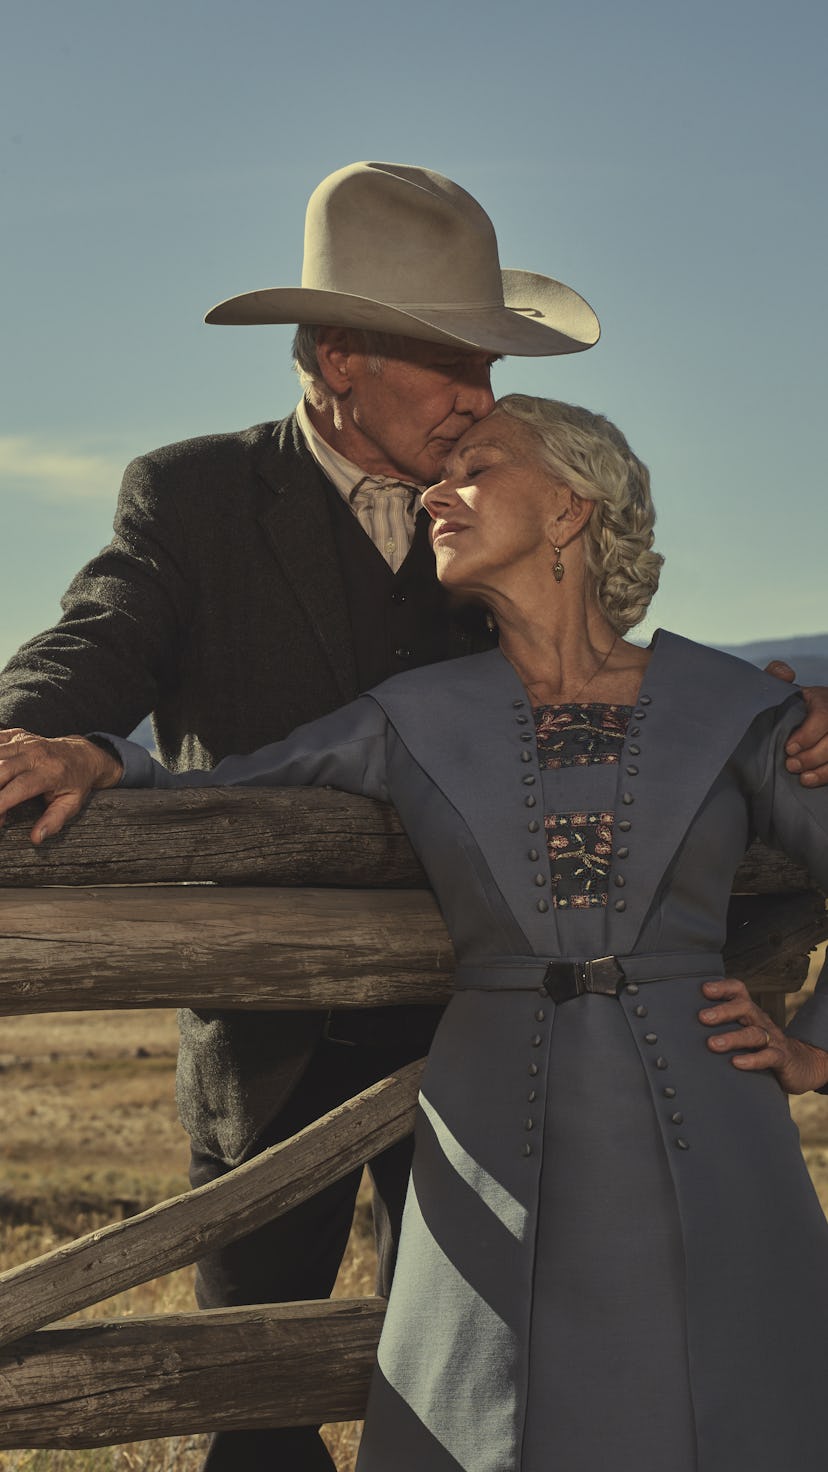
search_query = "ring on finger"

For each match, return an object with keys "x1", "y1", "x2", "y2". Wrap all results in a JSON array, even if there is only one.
[{"x1": 761, "y1": 1028, "x2": 771, "y2": 1049}]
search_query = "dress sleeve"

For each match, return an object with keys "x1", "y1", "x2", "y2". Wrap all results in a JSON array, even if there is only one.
[
  {"x1": 0, "y1": 454, "x2": 188, "y2": 738},
  {"x1": 95, "y1": 694, "x2": 391, "y2": 804},
  {"x1": 743, "y1": 698, "x2": 828, "y2": 1051}
]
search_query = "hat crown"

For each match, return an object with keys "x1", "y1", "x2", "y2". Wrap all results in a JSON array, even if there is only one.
[{"x1": 301, "y1": 161, "x2": 505, "y2": 309}]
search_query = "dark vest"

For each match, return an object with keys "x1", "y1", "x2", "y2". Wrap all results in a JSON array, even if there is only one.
[{"x1": 326, "y1": 485, "x2": 469, "y2": 691}]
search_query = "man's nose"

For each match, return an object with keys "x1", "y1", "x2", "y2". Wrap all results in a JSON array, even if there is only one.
[{"x1": 454, "y1": 367, "x2": 495, "y2": 420}]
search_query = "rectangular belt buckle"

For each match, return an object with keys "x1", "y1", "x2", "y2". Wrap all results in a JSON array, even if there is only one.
[
  {"x1": 584, "y1": 955, "x2": 626, "y2": 995},
  {"x1": 542, "y1": 956, "x2": 625, "y2": 1003}
]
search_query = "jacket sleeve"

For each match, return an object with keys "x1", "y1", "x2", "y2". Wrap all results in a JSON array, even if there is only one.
[
  {"x1": 0, "y1": 454, "x2": 189, "y2": 737},
  {"x1": 742, "y1": 699, "x2": 828, "y2": 1051},
  {"x1": 97, "y1": 694, "x2": 391, "y2": 803}
]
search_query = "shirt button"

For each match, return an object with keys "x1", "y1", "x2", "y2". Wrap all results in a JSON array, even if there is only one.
[
  {"x1": 528, "y1": 848, "x2": 540, "y2": 861},
  {"x1": 394, "y1": 646, "x2": 412, "y2": 659},
  {"x1": 537, "y1": 898, "x2": 549, "y2": 912},
  {"x1": 614, "y1": 899, "x2": 627, "y2": 912},
  {"x1": 619, "y1": 820, "x2": 632, "y2": 832},
  {"x1": 528, "y1": 820, "x2": 540, "y2": 833},
  {"x1": 616, "y1": 846, "x2": 630, "y2": 858}
]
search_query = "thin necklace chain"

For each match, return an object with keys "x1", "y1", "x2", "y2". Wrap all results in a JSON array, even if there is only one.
[{"x1": 561, "y1": 634, "x2": 618, "y2": 705}]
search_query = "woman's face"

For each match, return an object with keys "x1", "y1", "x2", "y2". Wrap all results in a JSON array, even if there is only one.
[{"x1": 421, "y1": 412, "x2": 568, "y2": 597}]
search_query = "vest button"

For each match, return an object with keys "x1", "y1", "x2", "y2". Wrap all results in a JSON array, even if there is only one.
[{"x1": 390, "y1": 589, "x2": 406, "y2": 604}]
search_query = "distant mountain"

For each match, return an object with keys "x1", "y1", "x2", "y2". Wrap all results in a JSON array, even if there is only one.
[{"x1": 717, "y1": 633, "x2": 828, "y2": 686}]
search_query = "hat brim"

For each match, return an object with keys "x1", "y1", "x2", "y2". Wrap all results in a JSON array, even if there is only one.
[{"x1": 204, "y1": 269, "x2": 599, "y2": 357}]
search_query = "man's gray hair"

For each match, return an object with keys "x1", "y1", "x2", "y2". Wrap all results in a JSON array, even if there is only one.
[{"x1": 292, "y1": 325, "x2": 408, "y2": 404}]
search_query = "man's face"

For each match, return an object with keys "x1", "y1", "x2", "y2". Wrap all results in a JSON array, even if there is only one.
[{"x1": 334, "y1": 336, "x2": 498, "y2": 483}]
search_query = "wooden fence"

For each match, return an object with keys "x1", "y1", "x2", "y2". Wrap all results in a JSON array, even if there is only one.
[{"x1": 0, "y1": 787, "x2": 825, "y2": 1450}]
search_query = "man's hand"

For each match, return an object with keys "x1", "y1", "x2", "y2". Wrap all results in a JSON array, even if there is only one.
[
  {"x1": 764, "y1": 661, "x2": 828, "y2": 788},
  {"x1": 0, "y1": 729, "x2": 122, "y2": 843}
]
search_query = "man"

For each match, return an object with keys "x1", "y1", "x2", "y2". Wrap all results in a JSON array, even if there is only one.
[
  {"x1": 1, "y1": 161, "x2": 826, "y2": 1472},
  {"x1": 0, "y1": 161, "x2": 598, "y2": 1472}
]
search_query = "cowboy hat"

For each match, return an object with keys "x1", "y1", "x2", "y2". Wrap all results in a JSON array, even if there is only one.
[{"x1": 205, "y1": 161, "x2": 600, "y2": 357}]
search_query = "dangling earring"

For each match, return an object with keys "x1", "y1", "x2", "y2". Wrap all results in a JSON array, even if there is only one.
[
  {"x1": 485, "y1": 611, "x2": 497, "y2": 634},
  {"x1": 552, "y1": 546, "x2": 565, "y2": 583}
]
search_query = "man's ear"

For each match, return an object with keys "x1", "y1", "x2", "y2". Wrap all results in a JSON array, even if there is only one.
[{"x1": 314, "y1": 327, "x2": 354, "y2": 395}]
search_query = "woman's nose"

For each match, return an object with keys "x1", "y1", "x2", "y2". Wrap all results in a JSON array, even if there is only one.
[{"x1": 421, "y1": 479, "x2": 456, "y2": 518}]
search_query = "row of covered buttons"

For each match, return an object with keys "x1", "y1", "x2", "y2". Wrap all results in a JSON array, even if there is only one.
[
  {"x1": 624, "y1": 982, "x2": 689, "y2": 1150},
  {"x1": 522, "y1": 999, "x2": 547, "y2": 1157},
  {"x1": 612, "y1": 692, "x2": 652, "y2": 913},
  {"x1": 513, "y1": 698, "x2": 552, "y2": 913}
]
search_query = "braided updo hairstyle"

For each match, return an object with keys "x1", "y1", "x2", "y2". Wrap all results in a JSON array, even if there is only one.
[{"x1": 495, "y1": 395, "x2": 663, "y2": 634}]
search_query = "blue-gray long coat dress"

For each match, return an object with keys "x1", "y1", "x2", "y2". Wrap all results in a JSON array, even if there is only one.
[{"x1": 109, "y1": 631, "x2": 828, "y2": 1472}]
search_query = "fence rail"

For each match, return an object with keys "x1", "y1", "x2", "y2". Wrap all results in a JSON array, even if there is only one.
[{"x1": 0, "y1": 787, "x2": 825, "y2": 1450}]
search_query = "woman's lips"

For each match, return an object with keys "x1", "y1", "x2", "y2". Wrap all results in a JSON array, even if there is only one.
[{"x1": 432, "y1": 523, "x2": 468, "y2": 543}]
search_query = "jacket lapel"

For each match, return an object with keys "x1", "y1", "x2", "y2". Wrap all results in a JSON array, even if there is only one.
[
  {"x1": 605, "y1": 630, "x2": 797, "y2": 953},
  {"x1": 254, "y1": 415, "x2": 357, "y2": 703},
  {"x1": 371, "y1": 648, "x2": 562, "y2": 952},
  {"x1": 371, "y1": 635, "x2": 799, "y2": 958}
]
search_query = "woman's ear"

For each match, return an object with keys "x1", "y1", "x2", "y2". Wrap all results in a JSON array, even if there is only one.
[{"x1": 548, "y1": 486, "x2": 594, "y2": 545}]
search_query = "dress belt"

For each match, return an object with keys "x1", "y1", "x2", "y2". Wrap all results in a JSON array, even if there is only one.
[{"x1": 453, "y1": 952, "x2": 725, "y2": 1003}]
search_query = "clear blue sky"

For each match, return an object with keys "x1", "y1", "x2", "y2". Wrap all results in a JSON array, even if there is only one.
[{"x1": 2, "y1": 0, "x2": 826, "y2": 670}]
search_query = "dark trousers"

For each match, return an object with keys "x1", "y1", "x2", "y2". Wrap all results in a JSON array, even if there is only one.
[{"x1": 191, "y1": 1034, "x2": 420, "y2": 1472}]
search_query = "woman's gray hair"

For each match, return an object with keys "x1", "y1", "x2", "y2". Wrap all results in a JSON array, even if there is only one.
[
  {"x1": 495, "y1": 394, "x2": 663, "y2": 634},
  {"x1": 292, "y1": 325, "x2": 405, "y2": 403}
]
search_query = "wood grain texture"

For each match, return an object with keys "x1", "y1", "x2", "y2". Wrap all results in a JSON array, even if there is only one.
[
  {"x1": 0, "y1": 1060, "x2": 423, "y2": 1349},
  {"x1": 0, "y1": 886, "x2": 455, "y2": 1013},
  {"x1": 0, "y1": 789, "x2": 427, "y2": 887},
  {"x1": 0, "y1": 1300, "x2": 385, "y2": 1447}
]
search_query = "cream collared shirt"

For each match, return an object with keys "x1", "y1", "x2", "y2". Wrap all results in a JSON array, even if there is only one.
[{"x1": 296, "y1": 398, "x2": 422, "y2": 574}]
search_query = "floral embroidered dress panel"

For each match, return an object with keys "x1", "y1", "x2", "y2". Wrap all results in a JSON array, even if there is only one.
[{"x1": 533, "y1": 703, "x2": 633, "y2": 910}]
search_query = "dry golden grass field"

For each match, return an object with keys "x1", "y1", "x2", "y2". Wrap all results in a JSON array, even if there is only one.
[{"x1": 1, "y1": 947, "x2": 827, "y2": 1471}]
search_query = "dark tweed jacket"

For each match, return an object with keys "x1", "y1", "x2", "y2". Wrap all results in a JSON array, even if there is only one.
[{"x1": 0, "y1": 413, "x2": 485, "y2": 1164}]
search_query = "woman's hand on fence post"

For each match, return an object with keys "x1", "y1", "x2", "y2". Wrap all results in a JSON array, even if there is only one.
[{"x1": 0, "y1": 729, "x2": 123, "y2": 843}]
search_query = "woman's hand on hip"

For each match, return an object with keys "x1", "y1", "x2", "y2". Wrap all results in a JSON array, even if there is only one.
[
  {"x1": 699, "y1": 977, "x2": 828, "y2": 1094},
  {"x1": 0, "y1": 728, "x2": 123, "y2": 843}
]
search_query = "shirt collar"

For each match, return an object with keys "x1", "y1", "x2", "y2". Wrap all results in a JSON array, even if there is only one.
[{"x1": 296, "y1": 397, "x2": 425, "y2": 504}]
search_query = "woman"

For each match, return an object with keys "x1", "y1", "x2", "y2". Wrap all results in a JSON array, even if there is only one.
[{"x1": 1, "y1": 395, "x2": 827, "y2": 1472}]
